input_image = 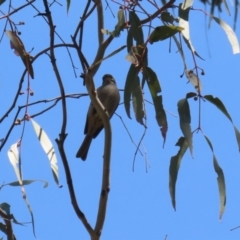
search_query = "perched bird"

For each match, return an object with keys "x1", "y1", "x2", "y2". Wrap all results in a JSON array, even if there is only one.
[{"x1": 76, "y1": 74, "x2": 120, "y2": 160}]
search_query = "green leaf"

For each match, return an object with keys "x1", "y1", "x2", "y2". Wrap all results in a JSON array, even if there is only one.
[
  {"x1": 204, "y1": 135, "x2": 226, "y2": 219},
  {"x1": 149, "y1": 26, "x2": 183, "y2": 44},
  {"x1": 204, "y1": 95, "x2": 232, "y2": 121},
  {"x1": 127, "y1": 27, "x2": 133, "y2": 53},
  {"x1": 212, "y1": 16, "x2": 240, "y2": 54},
  {"x1": 186, "y1": 92, "x2": 197, "y2": 99},
  {"x1": 112, "y1": 8, "x2": 125, "y2": 37},
  {"x1": 204, "y1": 95, "x2": 240, "y2": 151},
  {"x1": 0, "y1": 223, "x2": 7, "y2": 236},
  {"x1": 67, "y1": 0, "x2": 70, "y2": 13},
  {"x1": 6, "y1": 180, "x2": 48, "y2": 188},
  {"x1": 31, "y1": 119, "x2": 59, "y2": 185},
  {"x1": 132, "y1": 76, "x2": 145, "y2": 125},
  {"x1": 143, "y1": 67, "x2": 168, "y2": 145},
  {"x1": 161, "y1": 12, "x2": 178, "y2": 24},
  {"x1": 177, "y1": 98, "x2": 193, "y2": 156},
  {"x1": 169, "y1": 137, "x2": 188, "y2": 210},
  {"x1": 5, "y1": 31, "x2": 34, "y2": 79},
  {"x1": 0, "y1": 203, "x2": 10, "y2": 216},
  {"x1": 129, "y1": 11, "x2": 144, "y2": 45},
  {"x1": 0, "y1": 0, "x2": 6, "y2": 5},
  {"x1": 213, "y1": 156, "x2": 226, "y2": 219},
  {"x1": 124, "y1": 64, "x2": 140, "y2": 118}
]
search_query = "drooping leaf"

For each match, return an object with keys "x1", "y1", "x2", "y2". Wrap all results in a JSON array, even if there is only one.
[
  {"x1": 7, "y1": 143, "x2": 22, "y2": 185},
  {"x1": 204, "y1": 135, "x2": 226, "y2": 219},
  {"x1": 5, "y1": 31, "x2": 34, "y2": 79},
  {"x1": 132, "y1": 76, "x2": 145, "y2": 125},
  {"x1": 127, "y1": 27, "x2": 133, "y2": 53},
  {"x1": 124, "y1": 64, "x2": 140, "y2": 118},
  {"x1": 0, "y1": 0, "x2": 6, "y2": 5},
  {"x1": 67, "y1": 0, "x2": 70, "y2": 13},
  {"x1": 233, "y1": 0, "x2": 239, "y2": 30},
  {"x1": 0, "y1": 203, "x2": 23, "y2": 227},
  {"x1": 161, "y1": 12, "x2": 178, "y2": 24},
  {"x1": 204, "y1": 95, "x2": 232, "y2": 121},
  {"x1": 178, "y1": 4, "x2": 204, "y2": 60},
  {"x1": 186, "y1": 92, "x2": 197, "y2": 99},
  {"x1": 177, "y1": 98, "x2": 193, "y2": 156},
  {"x1": 112, "y1": 8, "x2": 125, "y2": 37},
  {"x1": 204, "y1": 95, "x2": 240, "y2": 151},
  {"x1": 0, "y1": 223, "x2": 8, "y2": 237},
  {"x1": 7, "y1": 143, "x2": 36, "y2": 236},
  {"x1": 212, "y1": 16, "x2": 240, "y2": 54},
  {"x1": 169, "y1": 137, "x2": 188, "y2": 210},
  {"x1": 31, "y1": 119, "x2": 59, "y2": 185},
  {"x1": 185, "y1": 70, "x2": 202, "y2": 92},
  {"x1": 214, "y1": 156, "x2": 226, "y2": 219},
  {"x1": 129, "y1": 11, "x2": 144, "y2": 45},
  {"x1": 143, "y1": 67, "x2": 168, "y2": 145},
  {"x1": 0, "y1": 203, "x2": 10, "y2": 216},
  {"x1": 149, "y1": 26, "x2": 183, "y2": 44},
  {"x1": 222, "y1": 0, "x2": 231, "y2": 16}
]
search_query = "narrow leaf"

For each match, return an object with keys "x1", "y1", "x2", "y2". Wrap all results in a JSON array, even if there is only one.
[
  {"x1": 129, "y1": 11, "x2": 144, "y2": 45},
  {"x1": 143, "y1": 67, "x2": 168, "y2": 145},
  {"x1": 169, "y1": 137, "x2": 188, "y2": 210},
  {"x1": 234, "y1": 126, "x2": 240, "y2": 151},
  {"x1": 204, "y1": 95, "x2": 232, "y2": 121},
  {"x1": 124, "y1": 65, "x2": 140, "y2": 118},
  {"x1": 177, "y1": 98, "x2": 193, "y2": 156},
  {"x1": 132, "y1": 76, "x2": 145, "y2": 125},
  {"x1": 212, "y1": 16, "x2": 240, "y2": 54},
  {"x1": 214, "y1": 156, "x2": 226, "y2": 219},
  {"x1": 7, "y1": 143, "x2": 36, "y2": 236},
  {"x1": 186, "y1": 92, "x2": 197, "y2": 99},
  {"x1": 67, "y1": 0, "x2": 70, "y2": 13},
  {"x1": 204, "y1": 95, "x2": 240, "y2": 151},
  {"x1": 127, "y1": 26, "x2": 133, "y2": 53},
  {"x1": 0, "y1": 0, "x2": 6, "y2": 5},
  {"x1": 7, "y1": 143, "x2": 22, "y2": 185},
  {"x1": 31, "y1": 119, "x2": 59, "y2": 185},
  {"x1": 6, "y1": 180, "x2": 48, "y2": 188},
  {"x1": 112, "y1": 8, "x2": 125, "y2": 37},
  {"x1": 5, "y1": 31, "x2": 34, "y2": 79},
  {"x1": 204, "y1": 135, "x2": 226, "y2": 219},
  {"x1": 149, "y1": 26, "x2": 183, "y2": 44},
  {"x1": 161, "y1": 12, "x2": 178, "y2": 24},
  {"x1": 0, "y1": 203, "x2": 10, "y2": 215},
  {"x1": 178, "y1": 4, "x2": 204, "y2": 60}
]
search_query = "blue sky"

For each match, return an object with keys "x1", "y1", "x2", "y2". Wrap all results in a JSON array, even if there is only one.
[{"x1": 1, "y1": 0, "x2": 240, "y2": 240}]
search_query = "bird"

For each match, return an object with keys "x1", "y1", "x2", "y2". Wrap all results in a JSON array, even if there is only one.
[{"x1": 76, "y1": 74, "x2": 120, "y2": 160}]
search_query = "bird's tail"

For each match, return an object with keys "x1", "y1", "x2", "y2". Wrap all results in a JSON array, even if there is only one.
[{"x1": 76, "y1": 135, "x2": 92, "y2": 160}]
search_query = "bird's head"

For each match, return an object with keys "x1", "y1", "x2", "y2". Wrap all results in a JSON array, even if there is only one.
[{"x1": 102, "y1": 74, "x2": 116, "y2": 86}]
